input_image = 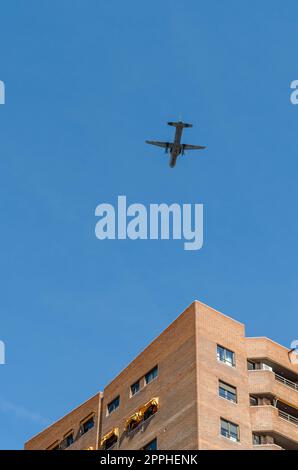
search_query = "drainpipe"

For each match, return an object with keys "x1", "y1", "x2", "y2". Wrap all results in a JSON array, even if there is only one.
[{"x1": 95, "y1": 392, "x2": 102, "y2": 450}]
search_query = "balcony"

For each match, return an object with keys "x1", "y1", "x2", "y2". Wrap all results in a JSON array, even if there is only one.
[
  {"x1": 275, "y1": 373, "x2": 298, "y2": 392},
  {"x1": 246, "y1": 337, "x2": 298, "y2": 374},
  {"x1": 250, "y1": 405, "x2": 298, "y2": 448},
  {"x1": 248, "y1": 369, "x2": 298, "y2": 409},
  {"x1": 278, "y1": 410, "x2": 298, "y2": 426}
]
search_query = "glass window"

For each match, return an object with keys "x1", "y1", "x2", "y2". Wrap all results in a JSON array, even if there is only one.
[
  {"x1": 107, "y1": 396, "x2": 120, "y2": 415},
  {"x1": 253, "y1": 434, "x2": 262, "y2": 445},
  {"x1": 217, "y1": 345, "x2": 235, "y2": 367},
  {"x1": 65, "y1": 433, "x2": 74, "y2": 448},
  {"x1": 82, "y1": 416, "x2": 95, "y2": 434},
  {"x1": 219, "y1": 380, "x2": 237, "y2": 403},
  {"x1": 250, "y1": 395, "x2": 258, "y2": 406},
  {"x1": 145, "y1": 366, "x2": 158, "y2": 385},
  {"x1": 142, "y1": 438, "x2": 157, "y2": 450},
  {"x1": 220, "y1": 418, "x2": 240, "y2": 442},
  {"x1": 131, "y1": 380, "x2": 140, "y2": 396},
  {"x1": 247, "y1": 360, "x2": 256, "y2": 370}
]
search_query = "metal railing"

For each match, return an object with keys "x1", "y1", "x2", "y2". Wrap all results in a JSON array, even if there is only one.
[
  {"x1": 275, "y1": 373, "x2": 298, "y2": 392},
  {"x1": 278, "y1": 410, "x2": 298, "y2": 426}
]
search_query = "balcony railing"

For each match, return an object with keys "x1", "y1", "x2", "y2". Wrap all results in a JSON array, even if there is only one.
[
  {"x1": 275, "y1": 373, "x2": 298, "y2": 392},
  {"x1": 278, "y1": 410, "x2": 298, "y2": 426}
]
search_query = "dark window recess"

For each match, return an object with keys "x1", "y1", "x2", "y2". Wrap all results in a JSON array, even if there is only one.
[
  {"x1": 145, "y1": 366, "x2": 158, "y2": 385},
  {"x1": 127, "y1": 418, "x2": 139, "y2": 432},
  {"x1": 219, "y1": 380, "x2": 237, "y2": 403},
  {"x1": 143, "y1": 403, "x2": 158, "y2": 421},
  {"x1": 107, "y1": 396, "x2": 120, "y2": 414},
  {"x1": 104, "y1": 434, "x2": 118, "y2": 450},
  {"x1": 250, "y1": 396, "x2": 258, "y2": 406},
  {"x1": 142, "y1": 438, "x2": 157, "y2": 450},
  {"x1": 131, "y1": 380, "x2": 140, "y2": 396},
  {"x1": 253, "y1": 434, "x2": 262, "y2": 445},
  {"x1": 82, "y1": 416, "x2": 95, "y2": 434},
  {"x1": 65, "y1": 433, "x2": 74, "y2": 448},
  {"x1": 247, "y1": 360, "x2": 256, "y2": 370},
  {"x1": 220, "y1": 418, "x2": 240, "y2": 442}
]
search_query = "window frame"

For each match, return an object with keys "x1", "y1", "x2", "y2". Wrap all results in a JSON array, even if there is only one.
[
  {"x1": 64, "y1": 430, "x2": 74, "y2": 448},
  {"x1": 130, "y1": 380, "x2": 140, "y2": 397},
  {"x1": 145, "y1": 365, "x2": 158, "y2": 385},
  {"x1": 81, "y1": 414, "x2": 95, "y2": 434},
  {"x1": 220, "y1": 418, "x2": 240, "y2": 442},
  {"x1": 218, "y1": 380, "x2": 237, "y2": 404},
  {"x1": 217, "y1": 345, "x2": 236, "y2": 367},
  {"x1": 249, "y1": 395, "x2": 258, "y2": 406},
  {"x1": 247, "y1": 360, "x2": 256, "y2": 370},
  {"x1": 107, "y1": 395, "x2": 120, "y2": 415}
]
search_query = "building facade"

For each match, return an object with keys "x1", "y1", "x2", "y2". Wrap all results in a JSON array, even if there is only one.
[{"x1": 25, "y1": 301, "x2": 298, "y2": 450}]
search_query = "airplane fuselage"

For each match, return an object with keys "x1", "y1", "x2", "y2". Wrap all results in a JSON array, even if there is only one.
[{"x1": 169, "y1": 125, "x2": 183, "y2": 167}]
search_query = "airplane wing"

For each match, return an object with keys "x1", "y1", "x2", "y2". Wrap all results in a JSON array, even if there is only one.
[
  {"x1": 182, "y1": 144, "x2": 206, "y2": 150},
  {"x1": 146, "y1": 140, "x2": 171, "y2": 149}
]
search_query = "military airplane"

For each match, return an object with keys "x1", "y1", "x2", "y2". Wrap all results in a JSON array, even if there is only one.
[{"x1": 146, "y1": 120, "x2": 206, "y2": 168}]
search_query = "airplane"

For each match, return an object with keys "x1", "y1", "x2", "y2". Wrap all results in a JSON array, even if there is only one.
[{"x1": 146, "y1": 120, "x2": 206, "y2": 168}]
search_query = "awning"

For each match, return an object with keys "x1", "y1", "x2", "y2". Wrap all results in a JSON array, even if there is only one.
[
  {"x1": 100, "y1": 427, "x2": 119, "y2": 446},
  {"x1": 139, "y1": 397, "x2": 159, "y2": 416},
  {"x1": 125, "y1": 411, "x2": 142, "y2": 430}
]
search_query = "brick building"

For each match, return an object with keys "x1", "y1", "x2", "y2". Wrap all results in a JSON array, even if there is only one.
[{"x1": 25, "y1": 301, "x2": 298, "y2": 450}]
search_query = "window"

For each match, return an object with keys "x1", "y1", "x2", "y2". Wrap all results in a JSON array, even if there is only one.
[
  {"x1": 82, "y1": 416, "x2": 95, "y2": 434},
  {"x1": 220, "y1": 418, "x2": 240, "y2": 442},
  {"x1": 107, "y1": 396, "x2": 120, "y2": 415},
  {"x1": 143, "y1": 402, "x2": 158, "y2": 422},
  {"x1": 101, "y1": 428, "x2": 119, "y2": 450},
  {"x1": 250, "y1": 395, "x2": 258, "y2": 406},
  {"x1": 65, "y1": 432, "x2": 74, "y2": 448},
  {"x1": 252, "y1": 434, "x2": 262, "y2": 445},
  {"x1": 247, "y1": 360, "x2": 256, "y2": 370},
  {"x1": 127, "y1": 416, "x2": 140, "y2": 432},
  {"x1": 126, "y1": 398, "x2": 159, "y2": 434},
  {"x1": 219, "y1": 380, "x2": 237, "y2": 403},
  {"x1": 131, "y1": 380, "x2": 140, "y2": 396},
  {"x1": 142, "y1": 438, "x2": 157, "y2": 450},
  {"x1": 104, "y1": 434, "x2": 118, "y2": 450},
  {"x1": 217, "y1": 345, "x2": 235, "y2": 367},
  {"x1": 145, "y1": 366, "x2": 158, "y2": 385}
]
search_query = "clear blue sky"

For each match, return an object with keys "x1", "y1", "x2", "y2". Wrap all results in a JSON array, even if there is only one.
[{"x1": 0, "y1": 0, "x2": 297, "y2": 449}]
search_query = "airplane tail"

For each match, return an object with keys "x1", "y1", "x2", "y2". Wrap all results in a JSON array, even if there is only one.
[{"x1": 167, "y1": 121, "x2": 193, "y2": 128}]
